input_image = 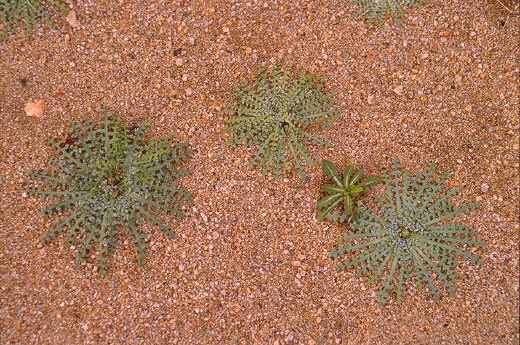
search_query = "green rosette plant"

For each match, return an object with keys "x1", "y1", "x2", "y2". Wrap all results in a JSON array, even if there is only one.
[
  {"x1": 27, "y1": 110, "x2": 192, "y2": 274},
  {"x1": 1, "y1": 0, "x2": 68, "y2": 39},
  {"x1": 349, "y1": 0, "x2": 428, "y2": 29},
  {"x1": 223, "y1": 65, "x2": 340, "y2": 179},
  {"x1": 331, "y1": 161, "x2": 483, "y2": 307},
  {"x1": 317, "y1": 160, "x2": 381, "y2": 223}
]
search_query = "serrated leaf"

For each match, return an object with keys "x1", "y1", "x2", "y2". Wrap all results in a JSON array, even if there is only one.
[
  {"x1": 348, "y1": 0, "x2": 427, "y2": 30},
  {"x1": 343, "y1": 165, "x2": 354, "y2": 186},
  {"x1": 362, "y1": 175, "x2": 383, "y2": 189},
  {"x1": 1, "y1": 0, "x2": 69, "y2": 39},
  {"x1": 331, "y1": 160, "x2": 483, "y2": 307},
  {"x1": 322, "y1": 160, "x2": 337, "y2": 179},
  {"x1": 322, "y1": 184, "x2": 346, "y2": 194},
  {"x1": 223, "y1": 66, "x2": 339, "y2": 179},
  {"x1": 344, "y1": 194, "x2": 354, "y2": 216},
  {"x1": 349, "y1": 169, "x2": 363, "y2": 186},
  {"x1": 317, "y1": 196, "x2": 344, "y2": 221},
  {"x1": 27, "y1": 109, "x2": 192, "y2": 274},
  {"x1": 317, "y1": 193, "x2": 342, "y2": 209}
]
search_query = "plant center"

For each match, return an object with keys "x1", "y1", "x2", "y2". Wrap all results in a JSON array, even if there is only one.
[
  {"x1": 108, "y1": 167, "x2": 124, "y2": 186},
  {"x1": 398, "y1": 224, "x2": 412, "y2": 238}
]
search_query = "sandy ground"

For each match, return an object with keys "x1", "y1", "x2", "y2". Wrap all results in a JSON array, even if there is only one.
[{"x1": 0, "y1": 0, "x2": 519, "y2": 344}]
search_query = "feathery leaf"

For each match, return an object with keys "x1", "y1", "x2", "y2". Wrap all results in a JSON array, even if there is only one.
[
  {"x1": 223, "y1": 66, "x2": 340, "y2": 179},
  {"x1": 27, "y1": 109, "x2": 192, "y2": 274},
  {"x1": 331, "y1": 161, "x2": 483, "y2": 307}
]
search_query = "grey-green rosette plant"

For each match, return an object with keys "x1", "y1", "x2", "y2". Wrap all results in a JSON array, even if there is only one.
[
  {"x1": 1, "y1": 0, "x2": 68, "y2": 39},
  {"x1": 331, "y1": 161, "x2": 482, "y2": 307},
  {"x1": 317, "y1": 160, "x2": 381, "y2": 223},
  {"x1": 349, "y1": 0, "x2": 428, "y2": 29},
  {"x1": 223, "y1": 65, "x2": 340, "y2": 179},
  {"x1": 27, "y1": 110, "x2": 192, "y2": 274}
]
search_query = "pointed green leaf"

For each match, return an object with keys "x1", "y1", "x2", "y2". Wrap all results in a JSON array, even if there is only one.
[
  {"x1": 363, "y1": 175, "x2": 383, "y2": 188},
  {"x1": 349, "y1": 169, "x2": 363, "y2": 186},
  {"x1": 317, "y1": 196, "x2": 344, "y2": 220},
  {"x1": 343, "y1": 165, "x2": 354, "y2": 186},
  {"x1": 344, "y1": 195, "x2": 354, "y2": 216},
  {"x1": 322, "y1": 160, "x2": 337, "y2": 179},
  {"x1": 317, "y1": 193, "x2": 342, "y2": 209},
  {"x1": 322, "y1": 184, "x2": 346, "y2": 194}
]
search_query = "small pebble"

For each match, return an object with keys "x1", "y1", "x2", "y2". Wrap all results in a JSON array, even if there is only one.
[{"x1": 393, "y1": 85, "x2": 404, "y2": 96}]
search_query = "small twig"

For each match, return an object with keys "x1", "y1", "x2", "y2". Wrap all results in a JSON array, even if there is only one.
[
  {"x1": 483, "y1": 28, "x2": 498, "y2": 38},
  {"x1": 495, "y1": 0, "x2": 514, "y2": 14}
]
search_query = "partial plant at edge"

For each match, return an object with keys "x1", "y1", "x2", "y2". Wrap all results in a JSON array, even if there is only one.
[
  {"x1": 0, "y1": 0, "x2": 68, "y2": 39},
  {"x1": 317, "y1": 160, "x2": 381, "y2": 223},
  {"x1": 27, "y1": 109, "x2": 193, "y2": 274},
  {"x1": 349, "y1": 0, "x2": 428, "y2": 29},
  {"x1": 222, "y1": 65, "x2": 340, "y2": 179},
  {"x1": 330, "y1": 160, "x2": 483, "y2": 307}
]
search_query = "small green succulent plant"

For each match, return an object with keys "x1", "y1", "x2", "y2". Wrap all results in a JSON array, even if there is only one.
[
  {"x1": 27, "y1": 110, "x2": 192, "y2": 274},
  {"x1": 223, "y1": 65, "x2": 340, "y2": 179},
  {"x1": 0, "y1": 0, "x2": 67, "y2": 39},
  {"x1": 317, "y1": 160, "x2": 381, "y2": 223},
  {"x1": 349, "y1": 0, "x2": 428, "y2": 29},
  {"x1": 331, "y1": 161, "x2": 482, "y2": 307}
]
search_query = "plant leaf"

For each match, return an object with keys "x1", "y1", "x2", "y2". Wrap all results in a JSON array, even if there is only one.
[
  {"x1": 344, "y1": 194, "x2": 354, "y2": 216},
  {"x1": 322, "y1": 184, "x2": 346, "y2": 194},
  {"x1": 349, "y1": 169, "x2": 363, "y2": 186},
  {"x1": 27, "y1": 109, "x2": 192, "y2": 274},
  {"x1": 223, "y1": 66, "x2": 339, "y2": 179},
  {"x1": 331, "y1": 160, "x2": 482, "y2": 307},
  {"x1": 317, "y1": 196, "x2": 344, "y2": 221},
  {"x1": 363, "y1": 175, "x2": 383, "y2": 188},
  {"x1": 317, "y1": 193, "x2": 342, "y2": 209},
  {"x1": 322, "y1": 160, "x2": 337, "y2": 179},
  {"x1": 343, "y1": 165, "x2": 354, "y2": 186}
]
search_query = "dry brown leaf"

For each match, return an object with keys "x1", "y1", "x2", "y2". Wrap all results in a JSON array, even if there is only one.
[
  {"x1": 24, "y1": 100, "x2": 44, "y2": 118},
  {"x1": 66, "y1": 10, "x2": 80, "y2": 28}
]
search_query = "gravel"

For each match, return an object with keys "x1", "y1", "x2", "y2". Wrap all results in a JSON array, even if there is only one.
[{"x1": 0, "y1": 0, "x2": 518, "y2": 344}]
